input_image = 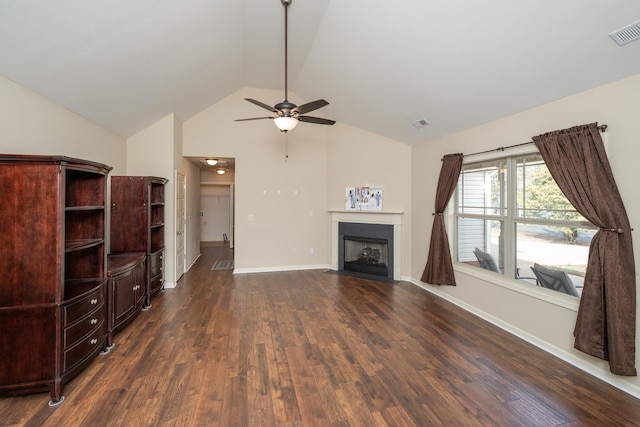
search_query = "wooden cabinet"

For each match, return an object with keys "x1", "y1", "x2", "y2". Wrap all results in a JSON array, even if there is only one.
[
  {"x1": 148, "y1": 249, "x2": 165, "y2": 300},
  {"x1": 62, "y1": 286, "x2": 107, "y2": 377},
  {"x1": 0, "y1": 154, "x2": 111, "y2": 405},
  {"x1": 110, "y1": 176, "x2": 168, "y2": 307},
  {"x1": 106, "y1": 253, "x2": 146, "y2": 347}
]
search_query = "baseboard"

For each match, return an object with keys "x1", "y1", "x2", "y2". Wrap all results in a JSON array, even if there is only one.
[
  {"x1": 233, "y1": 264, "x2": 331, "y2": 274},
  {"x1": 407, "y1": 277, "x2": 640, "y2": 400},
  {"x1": 200, "y1": 241, "x2": 230, "y2": 247},
  {"x1": 186, "y1": 253, "x2": 201, "y2": 273}
]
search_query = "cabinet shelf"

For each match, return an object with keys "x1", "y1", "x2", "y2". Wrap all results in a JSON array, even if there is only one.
[
  {"x1": 64, "y1": 278, "x2": 106, "y2": 300},
  {"x1": 65, "y1": 206, "x2": 105, "y2": 212},
  {"x1": 65, "y1": 239, "x2": 104, "y2": 252},
  {"x1": 150, "y1": 246, "x2": 165, "y2": 255}
]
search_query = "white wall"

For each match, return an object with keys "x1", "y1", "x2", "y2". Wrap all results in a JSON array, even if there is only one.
[
  {"x1": 126, "y1": 114, "x2": 178, "y2": 286},
  {"x1": 172, "y1": 116, "x2": 202, "y2": 274},
  {"x1": 202, "y1": 169, "x2": 235, "y2": 183},
  {"x1": 183, "y1": 88, "x2": 328, "y2": 271},
  {"x1": 0, "y1": 75, "x2": 126, "y2": 173},
  {"x1": 177, "y1": 157, "x2": 202, "y2": 274},
  {"x1": 0, "y1": 75, "x2": 127, "y2": 254},
  {"x1": 183, "y1": 87, "x2": 412, "y2": 275},
  {"x1": 411, "y1": 73, "x2": 640, "y2": 397},
  {"x1": 326, "y1": 124, "x2": 412, "y2": 278},
  {"x1": 127, "y1": 113, "x2": 202, "y2": 285}
]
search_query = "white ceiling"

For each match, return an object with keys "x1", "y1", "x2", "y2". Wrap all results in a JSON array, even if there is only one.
[{"x1": 1, "y1": 0, "x2": 639, "y2": 146}]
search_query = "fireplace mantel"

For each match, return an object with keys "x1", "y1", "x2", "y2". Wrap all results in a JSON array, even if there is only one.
[{"x1": 330, "y1": 210, "x2": 403, "y2": 280}]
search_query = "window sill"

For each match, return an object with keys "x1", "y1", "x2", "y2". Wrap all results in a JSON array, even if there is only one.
[{"x1": 453, "y1": 263, "x2": 581, "y2": 311}]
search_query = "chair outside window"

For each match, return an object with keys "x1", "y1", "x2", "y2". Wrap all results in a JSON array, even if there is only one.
[
  {"x1": 473, "y1": 247, "x2": 501, "y2": 273},
  {"x1": 473, "y1": 247, "x2": 537, "y2": 284},
  {"x1": 530, "y1": 263, "x2": 581, "y2": 297}
]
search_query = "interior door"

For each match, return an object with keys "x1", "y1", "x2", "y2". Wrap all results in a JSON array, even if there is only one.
[{"x1": 175, "y1": 171, "x2": 186, "y2": 281}]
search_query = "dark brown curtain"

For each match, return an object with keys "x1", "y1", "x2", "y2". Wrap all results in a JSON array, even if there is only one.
[
  {"x1": 533, "y1": 123, "x2": 636, "y2": 376},
  {"x1": 421, "y1": 153, "x2": 463, "y2": 286}
]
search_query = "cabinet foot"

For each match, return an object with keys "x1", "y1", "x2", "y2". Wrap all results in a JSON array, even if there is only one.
[{"x1": 48, "y1": 395, "x2": 65, "y2": 407}]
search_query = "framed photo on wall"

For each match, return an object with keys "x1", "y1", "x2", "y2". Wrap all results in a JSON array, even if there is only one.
[{"x1": 345, "y1": 186, "x2": 382, "y2": 211}]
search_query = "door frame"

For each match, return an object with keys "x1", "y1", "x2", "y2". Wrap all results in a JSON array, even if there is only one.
[{"x1": 175, "y1": 170, "x2": 186, "y2": 281}]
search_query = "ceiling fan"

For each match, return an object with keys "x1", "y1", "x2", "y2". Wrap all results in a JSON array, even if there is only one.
[{"x1": 235, "y1": 0, "x2": 335, "y2": 132}]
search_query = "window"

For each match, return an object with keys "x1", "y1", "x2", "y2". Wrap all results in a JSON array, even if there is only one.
[{"x1": 455, "y1": 152, "x2": 595, "y2": 297}]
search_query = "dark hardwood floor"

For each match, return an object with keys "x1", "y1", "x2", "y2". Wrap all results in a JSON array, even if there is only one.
[{"x1": 2, "y1": 246, "x2": 640, "y2": 426}]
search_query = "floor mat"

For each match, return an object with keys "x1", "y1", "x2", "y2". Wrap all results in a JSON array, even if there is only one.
[{"x1": 211, "y1": 260, "x2": 234, "y2": 270}]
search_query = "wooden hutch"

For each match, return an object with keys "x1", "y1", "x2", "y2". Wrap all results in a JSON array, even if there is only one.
[
  {"x1": 0, "y1": 155, "x2": 111, "y2": 405},
  {"x1": 109, "y1": 176, "x2": 168, "y2": 311}
]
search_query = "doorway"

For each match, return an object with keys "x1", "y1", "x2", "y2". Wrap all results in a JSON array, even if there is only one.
[
  {"x1": 198, "y1": 157, "x2": 235, "y2": 261},
  {"x1": 200, "y1": 185, "x2": 233, "y2": 245}
]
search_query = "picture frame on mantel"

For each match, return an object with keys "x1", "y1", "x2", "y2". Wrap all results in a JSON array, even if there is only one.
[{"x1": 345, "y1": 186, "x2": 383, "y2": 211}]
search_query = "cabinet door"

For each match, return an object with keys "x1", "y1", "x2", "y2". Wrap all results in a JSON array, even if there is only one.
[
  {"x1": 134, "y1": 260, "x2": 146, "y2": 307},
  {"x1": 112, "y1": 269, "x2": 135, "y2": 327},
  {"x1": 110, "y1": 177, "x2": 149, "y2": 253}
]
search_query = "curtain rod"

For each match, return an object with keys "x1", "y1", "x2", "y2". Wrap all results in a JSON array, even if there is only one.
[{"x1": 454, "y1": 124, "x2": 608, "y2": 160}]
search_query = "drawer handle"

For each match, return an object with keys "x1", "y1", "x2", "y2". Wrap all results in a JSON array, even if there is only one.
[
  {"x1": 90, "y1": 338, "x2": 98, "y2": 345},
  {"x1": 90, "y1": 318, "x2": 98, "y2": 325},
  {"x1": 90, "y1": 299, "x2": 98, "y2": 305}
]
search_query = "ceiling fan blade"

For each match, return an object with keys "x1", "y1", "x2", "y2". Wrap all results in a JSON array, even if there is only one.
[
  {"x1": 294, "y1": 99, "x2": 329, "y2": 115},
  {"x1": 234, "y1": 117, "x2": 276, "y2": 122},
  {"x1": 245, "y1": 98, "x2": 278, "y2": 113},
  {"x1": 298, "y1": 115, "x2": 336, "y2": 125}
]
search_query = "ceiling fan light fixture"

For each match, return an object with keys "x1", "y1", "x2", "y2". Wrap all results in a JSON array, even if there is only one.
[
  {"x1": 216, "y1": 168, "x2": 226, "y2": 175},
  {"x1": 274, "y1": 116, "x2": 298, "y2": 132},
  {"x1": 235, "y1": 0, "x2": 334, "y2": 130},
  {"x1": 206, "y1": 159, "x2": 218, "y2": 166}
]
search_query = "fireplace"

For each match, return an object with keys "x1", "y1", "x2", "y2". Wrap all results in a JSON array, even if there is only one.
[
  {"x1": 339, "y1": 222, "x2": 393, "y2": 279},
  {"x1": 331, "y1": 210, "x2": 403, "y2": 280}
]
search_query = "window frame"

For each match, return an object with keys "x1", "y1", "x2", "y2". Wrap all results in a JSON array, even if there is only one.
[{"x1": 449, "y1": 146, "x2": 593, "y2": 310}]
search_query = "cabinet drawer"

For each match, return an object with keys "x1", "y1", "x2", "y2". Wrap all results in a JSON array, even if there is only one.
[
  {"x1": 150, "y1": 275, "x2": 164, "y2": 295},
  {"x1": 149, "y1": 250, "x2": 164, "y2": 277},
  {"x1": 64, "y1": 321, "x2": 105, "y2": 372},
  {"x1": 64, "y1": 286, "x2": 105, "y2": 325},
  {"x1": 64, "y1": 303, "x2": 104, "y2": 347}
]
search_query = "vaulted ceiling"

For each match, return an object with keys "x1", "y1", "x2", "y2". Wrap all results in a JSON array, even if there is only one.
[{"x1": 1, "y1": 1, "x2": 639, "y2": 145}]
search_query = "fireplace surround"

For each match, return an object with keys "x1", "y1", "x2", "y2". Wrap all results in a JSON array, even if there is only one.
[
  {"x1": 339, "y1": 222, "x2": 393, "y2": 279},
  {"x1": 330, "y1": 210, "x2": 403, "y2": 280}
]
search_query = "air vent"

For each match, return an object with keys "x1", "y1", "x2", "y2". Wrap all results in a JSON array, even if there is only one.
[
  {"x1": 412, "y1": 118, "x2": 430, "y2": 129},
  {"x1": 609, "y1": 20, "x2": 640, "y2": 46}
]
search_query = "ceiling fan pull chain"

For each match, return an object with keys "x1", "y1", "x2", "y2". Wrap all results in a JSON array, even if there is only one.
[{"x1": 285, "y1": 132, "x2": 289, "y2": 163}]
